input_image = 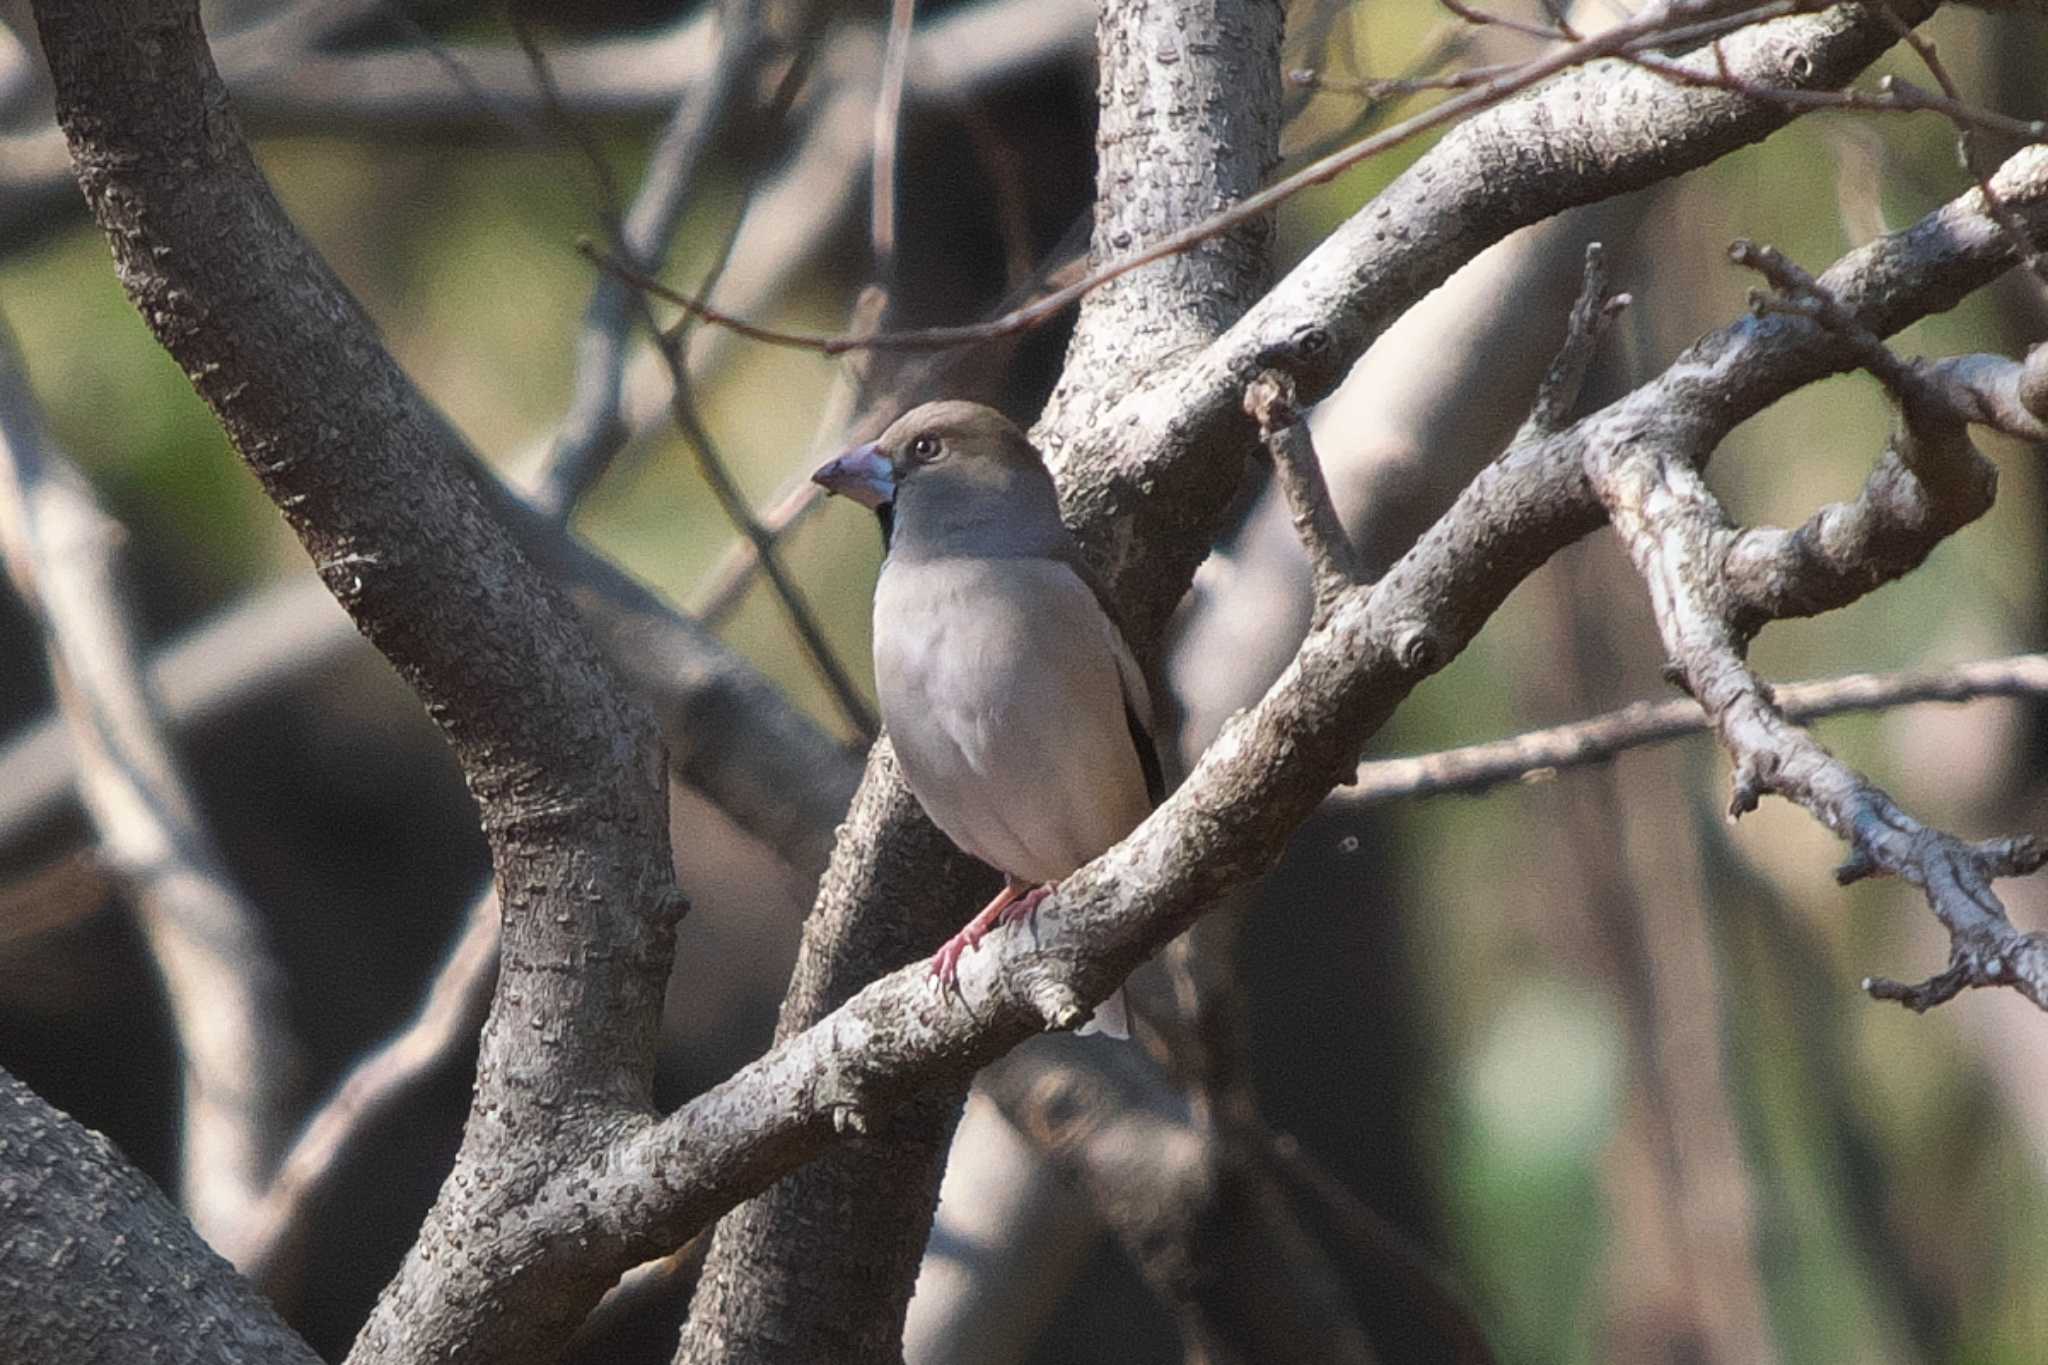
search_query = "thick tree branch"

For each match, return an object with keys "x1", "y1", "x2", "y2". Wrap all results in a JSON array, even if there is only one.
[
  {"x1": 0, "y1": 1067, "x2": 324, "y2": 1365},
  {"x1": 31, "y1": 4, "x2": 687, "y2": 1363}
]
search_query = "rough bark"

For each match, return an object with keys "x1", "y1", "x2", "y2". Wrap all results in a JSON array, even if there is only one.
[{"x1": 0, "y1": 1067, "x2": 323, "y2": 1365}]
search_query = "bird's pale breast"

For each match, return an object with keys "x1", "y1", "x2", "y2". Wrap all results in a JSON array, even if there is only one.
[{"x1": 874, "y1": 555, "x2": 1152, "y2": 884}]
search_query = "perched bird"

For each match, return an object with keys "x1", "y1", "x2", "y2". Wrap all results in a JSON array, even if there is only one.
[{"x1": 813, "y1": 401, "x2": 1163, "y2": 1038}]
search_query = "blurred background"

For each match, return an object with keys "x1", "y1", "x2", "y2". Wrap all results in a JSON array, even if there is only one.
[{"x1": 1, "y1": 0, "x2": 2045, "y2": 1361}]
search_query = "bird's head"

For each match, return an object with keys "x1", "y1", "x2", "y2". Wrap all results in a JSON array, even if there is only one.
[{"x1": 812, "y1": 400, "x2": 1061, "y2": 557}]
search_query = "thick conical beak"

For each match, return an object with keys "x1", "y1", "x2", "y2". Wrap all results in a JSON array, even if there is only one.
[{"x1": 811, "y1": 442, "x2": 895, "y2": 509}]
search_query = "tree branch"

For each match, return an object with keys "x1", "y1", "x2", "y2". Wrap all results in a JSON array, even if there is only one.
[
  {"x1": 1584, "y1": 258, "x2": 2048, "y2": 1008},
  {"x1": 1077, "y1": 0, "x2": 1945, "y2": 645},
  {"x1": 0, "y1": 314, "x2": 294, "y2": 1262},
  {"x1": 1245, "y1": 369, "x2": 1364, "y2": 628},
  {"x1": 1345, "y1": 653, "x2": 2048, "y2": 803},
  {"x1": 232, "y1": 885, "x2": 500, "y2": 1294},
  {"x1": 0, "y1": 1067, "x2": 324, "y2": 1365}
]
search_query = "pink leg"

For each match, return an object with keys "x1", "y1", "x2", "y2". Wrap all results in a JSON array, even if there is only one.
[
  {"x1": 931, "y1": 880, "x2": 1034, "y2": 988},
  {"x1": 996, "y1": 882, "x2": 1056, "y2": 931}
]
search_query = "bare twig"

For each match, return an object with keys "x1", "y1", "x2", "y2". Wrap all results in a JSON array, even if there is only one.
[
  {"x1": 511, "y1": 0, "x2": 876, "y2": 738},
  {"x1": 1244, "y1": 369, "x2": 1363, "y2": 627},
  {"x1": 235, "y1": 885, "x2": 501, "y2": 1292},
  {"x1": 586, "y1": 0, "x2": 1791, "y2": 357},
  {"x1": 1868, "y1": 0, "x2": 2048, "y2": 290},
  {"x1": 653, "y1": 326, "x2": 879, "y2": 739},
  {"x1": 1437, "y1": 0, "x2": 1577, "y2": 44},
  {"x1": 1621, "y1": 45, "x2": 2048, "y2": 144},
  {"x1": 1734, "y1": 240, "x2": 2048, "y2": 440},
  {"x1": 1345, "y1": 653, "x2": 2048, "y2": 803},
  {"x1": 527, "y1": 4, "x2": 765, "y2": 520},
  {"x1": 1521, "y1": 243, "x2": 1630, "y2": 437},
  {"x1": 0, "y1": 314, "x2": 295, "y2": 1260}
]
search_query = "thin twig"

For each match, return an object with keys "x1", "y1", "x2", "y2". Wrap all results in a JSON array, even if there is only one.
[
  {"x1": 1622, "y1": 49, "x2": 2048, "y2": 143},
  {"x1": 1345, "y1": 654, "x2": 2048, "y2": 803},
  {"x1": 514, "y1": 2, "x2": 875, "y2": 737},
  {"x1": 234, "y1": 885, "x2": 501, "y2": 1292},
  {"x1": 1244, "y1": 370, "x2": 1363, "y2": 627},
  {"x1": 1868, "y1": 0, "x2": 2048, "y2": 290},
  {"x1": 526, "y1": 4, "x2": 765, "y2": 520},
  {"x1": 1437, "y1": 0, "x2": 1577, "y2": 44},
  {"x1": 654, "y1": 325, "x2": 880, "y2": 739},
  {"x1": 587, "y1": 0, "x2": 1787, "y2": 356}
]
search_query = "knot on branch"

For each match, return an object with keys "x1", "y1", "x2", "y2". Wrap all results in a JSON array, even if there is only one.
[
  {"x1": 1394, "y1": 623, "x2": 1441, "y2": 673},
  {"x1": 1728, "y1": 749, "x2": 1781, "y2": 818},
  {"x1": 1243, "y1": 369, "x2": 1300, "y2": 436}
]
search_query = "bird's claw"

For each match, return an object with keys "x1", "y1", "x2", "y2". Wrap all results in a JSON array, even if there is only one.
[
  {"x1": 929, "y1": 925, "x2": 986, "y2": 995},
  {"x1": 929, "y1": 882, "x2": 1058, "y2": 998},
  {"x1": 996, "y1": 883, "x2": 1055, "y2": 933}
]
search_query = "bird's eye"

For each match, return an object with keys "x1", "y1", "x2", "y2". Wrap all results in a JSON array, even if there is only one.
[{"x1": 910, "y1": 434, "x2": 942, "y2": 461}]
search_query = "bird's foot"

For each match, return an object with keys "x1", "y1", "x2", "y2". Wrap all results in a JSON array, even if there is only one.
[
  {"x1": 996, "y1": 882, "x2": 1056, "y2": 932},
  {"x1": 929, "y1": 928, "x2": 983, "y2": 991},
  {"x1": 930, "y1": 881, "x2": 1029, "y2": 992}
]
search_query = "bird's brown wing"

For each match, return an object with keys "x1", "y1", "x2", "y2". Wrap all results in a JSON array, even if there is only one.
[{"x1": 1048, "y1": 540, "x2": 1166, "y2": 807}]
